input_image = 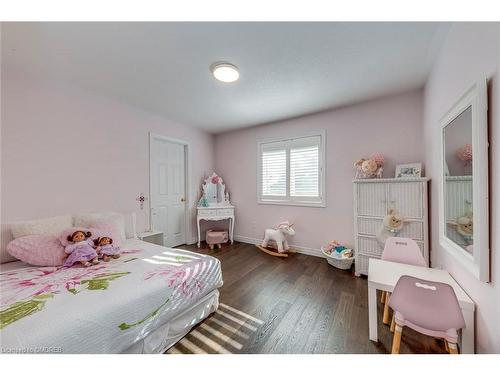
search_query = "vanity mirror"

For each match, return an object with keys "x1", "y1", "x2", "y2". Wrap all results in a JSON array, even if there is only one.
[
  {"x1": 439, "y1": 80, "x2": 489, "y2": 282},
  {"x1": 199, "y1": 172, "x2": 229, "y2": 206}
]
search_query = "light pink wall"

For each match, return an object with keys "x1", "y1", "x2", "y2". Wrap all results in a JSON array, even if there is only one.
[
  {"x1": 423, "y1": 23, "x2": 500, "y2": 353},
  {"x1": 1, "y1": 71, "x2": 214, "y2": 241},
  {"x1": 214, "y1": 90, "x2": 424, "y2": 252}
]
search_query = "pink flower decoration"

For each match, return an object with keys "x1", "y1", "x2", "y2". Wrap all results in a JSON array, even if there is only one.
[
  {"x1": 370, "y1": 153, "x2": 385, "y2": 167},
  {"x1": 211, "y1": 175, "x2": 220, "y2": 184},
  {"x1": 457, "y1": 144, "x2": 472, "y2": 162},
  {"x1": 0, "y1": 263, "x2": 112, "y2": 306}
]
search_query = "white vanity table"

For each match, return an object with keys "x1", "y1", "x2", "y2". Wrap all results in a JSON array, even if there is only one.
[
  {"x1": 197, "y1": 204, "x2": 235, "y2": 248},
  {"x1": 196, "y1": 172, "x2": 235, "y2": 248}
]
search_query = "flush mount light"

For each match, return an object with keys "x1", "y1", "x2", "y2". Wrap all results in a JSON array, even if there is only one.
[{"x1": 211, "y1": 62, "x2": 239, "y2": 83}]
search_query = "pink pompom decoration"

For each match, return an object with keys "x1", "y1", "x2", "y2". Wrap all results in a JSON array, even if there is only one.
[
  {"x1": 370, "y1": 153, "x2": 385, "y2": 167},
  {"x1": 457, "y1": 144, "x2": 472, "y2": 162}
]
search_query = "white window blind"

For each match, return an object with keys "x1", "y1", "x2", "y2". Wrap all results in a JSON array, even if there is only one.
[
  {"x1": 262, "y1": 147, "x2": 287, "y2": 196},
  {"x1": 290, "y1": 142, "x2": 320, "y2": 197},
  {"x1": 258, "y1": 133, "x2": 325, "y2": 207}
]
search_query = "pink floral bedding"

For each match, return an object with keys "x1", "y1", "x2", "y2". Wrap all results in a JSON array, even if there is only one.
[{"x1": 0, "y1": 239, "x2": 222, "y2": 353}]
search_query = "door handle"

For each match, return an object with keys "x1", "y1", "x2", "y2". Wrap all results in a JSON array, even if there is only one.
[{"x1": 181, "y1": 198, "x2": 186, "y2": 202}]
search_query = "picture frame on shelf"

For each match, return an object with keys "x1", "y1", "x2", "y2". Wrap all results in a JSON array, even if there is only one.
[{"x1": 395, "y1": 163, "x2": 423, "y2": 178}]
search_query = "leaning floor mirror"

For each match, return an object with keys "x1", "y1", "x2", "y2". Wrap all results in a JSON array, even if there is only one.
[{"x1": 439, "y1": 79, "x2": 490, "y2": 282}]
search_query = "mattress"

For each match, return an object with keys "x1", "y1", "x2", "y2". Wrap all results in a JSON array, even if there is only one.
[{"x1": 0, "y1": 239, "x2": 223, "y2": 353}]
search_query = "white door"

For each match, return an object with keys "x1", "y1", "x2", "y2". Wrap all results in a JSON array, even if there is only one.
[{"x1": 150, "y1": 136, "x2": 186, "y2": 247}]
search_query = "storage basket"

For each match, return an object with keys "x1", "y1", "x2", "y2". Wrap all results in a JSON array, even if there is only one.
[{"x1": 322, "y1": 246, "x2": 354, "y2": 270}]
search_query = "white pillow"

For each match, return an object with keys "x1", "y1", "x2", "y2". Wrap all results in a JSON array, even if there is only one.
[
  {"x1": 1, "y1": 223, "x2": 17, "y2": 263},
  {"x1": 73, "y1": 212, "x2": 126, "y2": 242},
  {"x1": 10, "y1": 215, "x2": 73, "y2": 239}
]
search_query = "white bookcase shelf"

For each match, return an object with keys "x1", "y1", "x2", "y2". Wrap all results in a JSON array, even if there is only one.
[{"x1": 353, "y1": 178, "x2": 430, "y2": 276}]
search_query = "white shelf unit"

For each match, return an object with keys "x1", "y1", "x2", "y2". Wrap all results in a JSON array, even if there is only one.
[
  {"x1": 445, "y1": 176, "x2": 473, "y2": 246},
  {"x1": 353, "y1": 178, "x2": 430, "y2": 276}
]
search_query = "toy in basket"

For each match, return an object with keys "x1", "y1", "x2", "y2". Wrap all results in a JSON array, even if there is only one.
[{"x1": 322, "y1": 240, "x2": 354, "y2": 270}]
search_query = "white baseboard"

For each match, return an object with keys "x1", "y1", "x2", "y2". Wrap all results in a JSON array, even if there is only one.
[{"x1": 234, "y1": 235, "x2": 325, "y2": 258}]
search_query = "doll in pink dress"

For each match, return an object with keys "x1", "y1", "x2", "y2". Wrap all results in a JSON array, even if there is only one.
[
  {"x1": 94, "y1": 236, "x2": 121, "y2": 262},
  {"x1": 63, "y1": 230, "x2": 99, "y2": 267}
]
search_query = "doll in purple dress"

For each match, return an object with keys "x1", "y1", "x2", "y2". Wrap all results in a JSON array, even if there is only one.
[
  {"x1": 94, "y1": 236, "x2": 121, "y2": 262},
  {"x1": 63, "y1": 230, "x2": 99, "y2": 267}
]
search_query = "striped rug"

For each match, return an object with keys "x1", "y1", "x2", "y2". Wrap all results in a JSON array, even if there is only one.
[{"x1": 166, "y1": 302, "x2": 264, "y2": 354}]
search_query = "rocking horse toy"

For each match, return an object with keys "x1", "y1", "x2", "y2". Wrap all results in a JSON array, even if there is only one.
[{"x1": 256, "y1": 221, "x2": 295, "y2": 258}]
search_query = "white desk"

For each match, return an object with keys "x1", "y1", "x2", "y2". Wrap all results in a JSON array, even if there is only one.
[
  {"x1": 197, "y1": 205, "x2": 235, "y2": 248},
  {"x1": 368, "y1": 258, "x2": 475, "y2": 354}
]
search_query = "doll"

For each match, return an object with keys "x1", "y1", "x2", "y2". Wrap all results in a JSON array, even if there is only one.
[
  {"x1": 94, "y1": 236, "x2": 121, "y2": 262},
  {"x1": 63, "y1": 230, "x2": 99, "y2": 267}
]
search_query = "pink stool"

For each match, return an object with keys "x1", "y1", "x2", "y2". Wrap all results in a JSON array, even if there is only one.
[
  {"x1": 380, "y1": 237, "x2": 427, "y2": 325},
  {"x1": 206, "y1": 229, "x2": 228, "y2": 250},
  {"x1": 388, "y1": 275, "x2": 465, "y2": 354}
]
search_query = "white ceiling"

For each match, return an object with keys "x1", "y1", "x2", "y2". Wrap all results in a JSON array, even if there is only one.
[{"x1": 2, "y1": 22, "x2": 450, "y2": 133}]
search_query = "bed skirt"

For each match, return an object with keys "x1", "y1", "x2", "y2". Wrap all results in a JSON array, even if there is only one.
[{"x1": 121, "y1": 289, "x2": 220, "y2": 354}]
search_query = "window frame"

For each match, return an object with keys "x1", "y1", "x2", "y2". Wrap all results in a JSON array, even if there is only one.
[{"x1": 257, "y1": 130, "x2": 326, "y2": 207}]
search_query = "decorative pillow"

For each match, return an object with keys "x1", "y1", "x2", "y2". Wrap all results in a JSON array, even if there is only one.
[
  {"x1": 58, "y1": 226, "x2": 122, "y2": 247},
  {"x1": 73, "y1": 212, "x2": 126, "y2": 241},
  {"x1": 10, "y1": 215, "x2": 73, "y2": 239},
  {"x1": 6, "y1": 235, "x2": 66, "y2": 266}
]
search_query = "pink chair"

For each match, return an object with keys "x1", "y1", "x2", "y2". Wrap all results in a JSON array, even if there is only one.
[
  {"x1": 380, "y1": 237, "x2": 427, "y2": 325},
  {"x1": 388, "y1": 275, "x2": 466, "y2": 354},
  {"x1": 381, "y1": 237, "x2": 427, "y2": 267}
]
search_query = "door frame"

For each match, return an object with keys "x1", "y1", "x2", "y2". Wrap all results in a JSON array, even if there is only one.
[{"x1": 149, "y1": 132, "x2": 192, "y2": 246}]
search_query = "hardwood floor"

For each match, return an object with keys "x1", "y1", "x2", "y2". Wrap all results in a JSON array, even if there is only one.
[{"x1": 167, "y1": 242, "x2": 447, "y2": 354}]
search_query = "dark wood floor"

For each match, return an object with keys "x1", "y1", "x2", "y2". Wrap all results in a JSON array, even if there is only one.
[{"x1": 167, "y1": 242, "x2": 447, "y2": 354}]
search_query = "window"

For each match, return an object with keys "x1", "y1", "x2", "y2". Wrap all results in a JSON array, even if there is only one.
[{"x1": 258, "y1": 132, "x2": 325, "y2": 207}]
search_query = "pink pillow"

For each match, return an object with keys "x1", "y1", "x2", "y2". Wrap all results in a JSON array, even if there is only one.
[
  {"x1": 58, "y1": 226, "x2": 122, "y2": 247},
  {"x1": 7, "y1": 235, "x2": 66, "y2": 266}
]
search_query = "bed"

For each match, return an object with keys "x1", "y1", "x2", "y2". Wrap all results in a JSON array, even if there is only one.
[{"x1": 0, "y1": 239, "x2": 223, "y2": 354}]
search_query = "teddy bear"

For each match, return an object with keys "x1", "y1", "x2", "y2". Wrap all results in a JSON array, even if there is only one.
[
  {"x1": 94, "y1": 236, "x2": 121, "y2": 262},
  {"x1": 448, "y1": 212, "x2": 473, "y2": 245},
  {"x1": 376, "y1": 208, "x2": 405, "y2": 248},
  {"x1": 63, "y1": 230, "x2": 99, "y2": 267},
  {"x1": 354, "y1": 154, "x2": 384, "y2": 179}
]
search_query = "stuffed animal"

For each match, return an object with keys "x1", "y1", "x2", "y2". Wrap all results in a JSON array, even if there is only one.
[
  {"x1": 376, "y1": 209, "x2": 405, "y2": 248},
  {"x1": 63, "y1": 230, "x2": 99, "y2": 267},
  {"x1": 94, "y1": 236, "x2": 121, "y2": 262},
  {"x1": 262, "y1": 221, "x2": 295, "y2": 253},
  {"x1": 323, "y1": 240, "x2": 341, "y2": 254},
  {"x1": 448, "y1": 212, "x2": 473, "y2": 245},
  {"x1": 354, "y1": 153, "x2": 384, "y2": 179},
  {"x1": 323, "y1": 240, "x2": 353, "y2": 258}
]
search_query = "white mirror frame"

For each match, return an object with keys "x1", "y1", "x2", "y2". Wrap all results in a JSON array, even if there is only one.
[{"x1": 438, "y1": 79, "x2": 490, "y2": 282}]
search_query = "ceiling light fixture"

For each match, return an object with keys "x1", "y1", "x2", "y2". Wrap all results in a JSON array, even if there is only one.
[{"x1": 211, "y1": 62, "x2": 239, "y2": 83}]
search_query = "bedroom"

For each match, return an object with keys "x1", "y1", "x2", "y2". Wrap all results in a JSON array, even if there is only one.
[{"x1": 1, "y1": 0, "x2": 499, "y2": 371}]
